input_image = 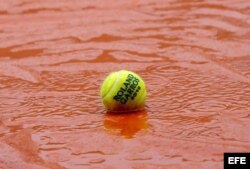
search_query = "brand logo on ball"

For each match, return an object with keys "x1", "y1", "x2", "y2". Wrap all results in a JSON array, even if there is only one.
[{"x1": 113, "y1": 74, "x2": 141, "y2": 104}]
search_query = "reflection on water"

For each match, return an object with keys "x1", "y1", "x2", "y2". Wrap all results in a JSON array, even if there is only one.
[
  {"x1": 0, "y1": 0, "x2": 250, "y2": 169},
  {"x1": 104, "y1": 110, "x2": 148, "y2": 138}
]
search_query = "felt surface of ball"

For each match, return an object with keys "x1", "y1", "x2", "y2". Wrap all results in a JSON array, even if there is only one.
[{"x1": 100, "y1": 70, "x2": 147, "y2": 112}]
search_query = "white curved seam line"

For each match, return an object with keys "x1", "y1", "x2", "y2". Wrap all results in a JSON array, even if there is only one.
[{"x1": 103, "y1": 70, "x2": 121, "y2": 99}]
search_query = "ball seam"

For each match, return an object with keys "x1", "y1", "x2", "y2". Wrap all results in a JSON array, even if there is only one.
[{"x1": 102, "y1": 70, "x2": 121, "y2": 100}]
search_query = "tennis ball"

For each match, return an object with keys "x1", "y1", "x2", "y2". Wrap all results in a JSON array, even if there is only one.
[{"x1": 100, "y1": 70, "x2": 147, "y2": 113}]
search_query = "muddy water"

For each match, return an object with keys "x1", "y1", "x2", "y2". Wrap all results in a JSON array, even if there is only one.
[{"x1": 0, "y1": 0, "x2": 250, "y2": 169}]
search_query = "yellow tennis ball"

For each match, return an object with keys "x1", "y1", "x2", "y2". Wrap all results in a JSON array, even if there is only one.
[{"x1": 100, "y1": 70, "x2": 147, "y2": 113}]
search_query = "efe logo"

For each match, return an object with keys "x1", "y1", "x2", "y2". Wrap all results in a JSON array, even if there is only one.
[
  {"x1": 224, "y1": 153, "x2": 249, "y2": 169},
  {"x1": 228, "y1": 157, "x2": 246, "y2": 164}
]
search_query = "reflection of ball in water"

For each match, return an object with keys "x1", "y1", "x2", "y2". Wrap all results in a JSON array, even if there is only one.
[
  {"x1": 100, "y1": 70, "x2": 147, "y2": 113},
  {"x1": 104, "y1": 110, "x2": 148, "y2": 138}
]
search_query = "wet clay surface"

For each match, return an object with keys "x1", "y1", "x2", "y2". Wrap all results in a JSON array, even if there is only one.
[{"x1": 0, "y1": 0, "x2": 250, "y2": 169}]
